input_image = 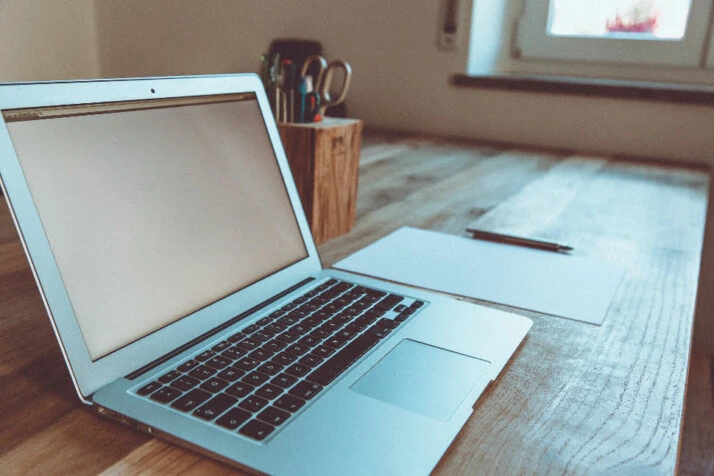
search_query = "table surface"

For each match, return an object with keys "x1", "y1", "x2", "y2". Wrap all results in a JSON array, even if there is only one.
[{"x1": 0, "y1": 131, "x2": 710, "y2": 474}]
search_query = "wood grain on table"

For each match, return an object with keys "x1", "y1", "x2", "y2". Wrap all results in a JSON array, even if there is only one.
[{"x1": 0, "y1": 131, "x2": 710, "y2": 474}]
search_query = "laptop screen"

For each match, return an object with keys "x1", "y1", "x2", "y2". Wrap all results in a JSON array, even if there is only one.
[{"x1": 2, "y1": 93, "x2": 308, "y2": 361}]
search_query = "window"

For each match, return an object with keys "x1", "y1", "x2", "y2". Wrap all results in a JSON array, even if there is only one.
[{"x1": 515, "y1": 0, "x2": 714, "y2": 67}]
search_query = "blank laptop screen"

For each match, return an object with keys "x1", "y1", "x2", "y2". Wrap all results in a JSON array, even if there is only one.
[{"x1": 3, "y1": 93, "x2": 308, "y2": 360}]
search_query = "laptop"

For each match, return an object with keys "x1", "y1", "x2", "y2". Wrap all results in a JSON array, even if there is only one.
[{"x1": 0, "y1": 74, "x2": 531, "y2": 475}]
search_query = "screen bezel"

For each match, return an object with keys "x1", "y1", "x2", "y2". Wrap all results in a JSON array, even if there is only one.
[{"x1": 0, "y1": 75, "x2": 322, "y2": 399}]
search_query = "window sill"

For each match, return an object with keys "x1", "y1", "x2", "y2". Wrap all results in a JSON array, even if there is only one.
[{"x1": 451, "y1": 74, "x2": 714, "y2": 105}]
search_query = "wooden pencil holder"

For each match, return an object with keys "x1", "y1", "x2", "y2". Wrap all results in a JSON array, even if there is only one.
[{"x1": 278, "y1": 117, "x2": 363, "y2": 245}]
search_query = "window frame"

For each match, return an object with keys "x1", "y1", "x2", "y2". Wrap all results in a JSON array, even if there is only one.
[{"x1": 515, "y1": 0, "x2": 714, "y2": 67}]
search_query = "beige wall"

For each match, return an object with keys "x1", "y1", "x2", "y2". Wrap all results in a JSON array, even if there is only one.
[
  {"x1": 0, "y1": 0, "x2": 99, "y2": 81},
  {"x1": 3, "y1": 0, "x2": 712, "y2": 165},
  {"x1": 90, "y1": 0, "x2": 714, "y2": 165}
]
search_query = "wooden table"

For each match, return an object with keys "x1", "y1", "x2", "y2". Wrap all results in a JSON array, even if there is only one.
[{"x1": 0, "y1": 131, "x2": 710, "y2": 474}]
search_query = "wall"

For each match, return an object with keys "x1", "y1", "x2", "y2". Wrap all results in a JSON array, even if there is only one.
[
  {"x1": 0, "y1": 0, "x2": 99, "y2": 81},
  {"x1": 0, "y1": 1, "x2": 711, "y2": 162},
  {"x1": 92, "y1": 0, "x2": 714, "y2": 165}
]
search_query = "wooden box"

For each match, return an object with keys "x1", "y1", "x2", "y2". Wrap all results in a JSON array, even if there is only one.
[{"x1": 278, "y1": 117, "x2": 363, "y2": 245}]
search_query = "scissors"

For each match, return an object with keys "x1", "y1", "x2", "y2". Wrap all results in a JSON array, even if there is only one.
[{"x1": 300, "y1": 55, "x2": 352, "y2": 119}]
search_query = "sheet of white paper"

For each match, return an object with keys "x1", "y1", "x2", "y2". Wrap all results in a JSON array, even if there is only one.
[{"x1": 334, "y1": 227, "x2": 625, "y2": 325}]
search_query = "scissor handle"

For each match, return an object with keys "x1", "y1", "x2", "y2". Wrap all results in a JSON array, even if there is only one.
[
  {"x1": 318, "y1": 60, "x2": 352, "y2": 116},
  {"x1": 300, "y1": 55, "x2": 328, "y2": 90}
]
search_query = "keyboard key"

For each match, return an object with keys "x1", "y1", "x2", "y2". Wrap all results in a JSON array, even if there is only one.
[
  {"x1": 177, "y1": 359, "x2": 199, "y2": 372},
  {"x1": 344, "y1": 322, "x2": 367, "y2": 333},
  {"x1": 216, "y1": 367, "x2": 245, "y2": 382},
  {"x1": 255, "y1": 383, "x2": 283, "y2": 400},
  {"x1": 200, "y1": 377, "x2": 229, "y2": 393},
  {"x1": 271, "y1": 373, "x2": 298, "y2": 389},
  {"x1": 395, "y1": 312, "x2": 410, "y2": 323},
  {"x1": 171, "y1": 375, "x2": 200, "y2": 391},
  {"x1": 311, "y1": 345, "x2": 336, "y2": 359},
  {"x1": 343, "y1": 306, "x2": 360, "y2": 316},
  {"x1": 274, "y1": 352, "x2": 297, "y2": 366},
  {"x1": 308, "y1": 333, "x2": 379, "y2": 386},
  {"x1": 150, "y1": 386, "x2": 182, "y2": 404},
  {"x1": 249, "y1": 348, "x2": 275, "y2": 361},
  {"x1": 290, "y1": 308, "x2": 309, "y2": 319},
  {"x1": 319, "y1": 321, "x2": 343, "y2": 333},
  {"x1": 278, "y1": 315, "x2": 299, "y2": 326},
  {"x1": 171, "y1": 388, "x2": 211, "y2": 412},
  {"x1": 299, "y1": 354, "x2": 324, "y2": 368},
  {"x1": 217, "y1": 366, "x2": 245, "y2": 382},
  {"x1": 411, "y1": 300, "x2": 425, "y2": 309},
  {"x1": 285, "y1": 363, "x2": 310, "y2": 378},
  {"x1": 239, "y1": 395, "x2": 269, "y2": 413},
  {"x1": 212, "y1": 340, "x2": 231, "y2": 352},
  {"x1": 223, "y1": 347, "x2": 248, "y2": 361},
  {"x1": 301, "y1": 316, "x2": 322, "y2": 327},
  {"x1": 376, "y1": 294, "x2": 403, "y2": 310},
  {"x1": 257, "y1": 316, "x2": 273, "y2": 326},
  {"x1": 242, "y1": 371, "x2": 270, "y2": 387},
  {"x1": 235, "y1": 338, "x2": 262, "y2": 351},
  {"x1": 243, "y1": 324, "x2": 261, "y2": 334},
  {"x1": 324, "y1": 335, "x2": 350, "y2": 350},
  {"x1": 235, "y1": 357, "x2": 260, "y2": 371},
  {"x1": 158, "y1": 370, "x2": 180, "y2": 384},
  {"x1": 289, "y1": 323, "x2": 311, "y2": 335},
  {"x1": 363, "y1": 308, "x2": 386, "y2": 319},
  {"x1": 253, "y1": 330, "x2": 275, "y2": 342},
  {"x1": 275, "y1": 331, "x2": 300, "y2": 343},
  {"x1": 257, "y1": 361, "x2": 284, "y2": 376},
  {"x1": 205, "y1": 356, "x2": 231, "y2": 370},
  {"x1": 394, "y1": 304, "x2": 407, "y2": 313},
  {"x1": 264, "y1": 339, "x2": 288, "y2": 353},
  {"x1": 355, "y1": 286, "x2": 385, "y2": 298},
  {"x1": 226, "y1": 382, "x2": 254, "y2": 398},
  {"x1": 227, "y1": 331, "x2": 246, "y2": 343},
  {"x1": 257, "y1": 406, "x2": 291, "y2": 426},
  {"x1": 335, "y1": 329, "x2": 357, "y2": 340},
  {"x1": 193, "y1": 393, "x2": 238, "y2": 420},
  {"x1": 265, "y1": 323, "x2": 286, "y2": 334},
  {"x1": 366, "y1": 325, "x2": 391, "y2": 339},
  {"x1": 298, "y1": 335, "x2": 319, "y2": 348},
  {"x1": 239, "y1": 420, "x2": 275, "y2": 441},
  {"x1": 216, "y1": 407, "x2": 251, "y2": 430},
  {"x1": 309, "y1": 328, "x2": 331, "y2": 340},
  {"x1": 285, "y1": 343, "x2": 310, "y2": 357},
  {"x1": 188, "y1": 365, "x2": 217, "y2": 380},
  {"x1": 137, "y1": 381, "x2": 161, "y2": 396},
  {"x1": 376, "y1": 318, "x2": 398, "y2": 330},
  {"x1": 314, "y1": 309, "x2": 336, "y2": 321},
  {"x1": 288, "y1": 381, "x2": 323, "y2": 400},
  {"x1": 196, "y1": 350, "x2": 216, "y2": 362},
  {"x1": 274, "y1": 394, "x2": 306, "y2": 413},
  {"x1": 331, "y1": 314, "x2": 352, "y2": 324}
]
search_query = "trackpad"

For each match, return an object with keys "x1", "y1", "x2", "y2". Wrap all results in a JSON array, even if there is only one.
[{"x1": 350, "y1": 339, "x2": 491, "y2": 421}]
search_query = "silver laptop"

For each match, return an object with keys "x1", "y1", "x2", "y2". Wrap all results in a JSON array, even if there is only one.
[{"x1": 0, "y1": 74, "x2": 531, "y2": 475}]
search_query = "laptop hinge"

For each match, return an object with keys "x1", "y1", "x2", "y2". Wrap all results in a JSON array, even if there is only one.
[{"x1": 125, "y1": 277, "x2": 316, "y2": 380}]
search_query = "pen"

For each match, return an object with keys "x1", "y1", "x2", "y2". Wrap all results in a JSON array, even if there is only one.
[{"x1": 467, "y1": 228, "x2": 573, "y2": 253}]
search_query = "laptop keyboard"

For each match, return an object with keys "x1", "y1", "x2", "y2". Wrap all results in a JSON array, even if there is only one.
[{"x1": 134, "y1": 278, "x2": 425, "y2": 443}]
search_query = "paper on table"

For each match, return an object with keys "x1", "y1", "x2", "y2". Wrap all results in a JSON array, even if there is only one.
[{"x1": 333, "y1": 227, "x2": 625, "y2": 325}]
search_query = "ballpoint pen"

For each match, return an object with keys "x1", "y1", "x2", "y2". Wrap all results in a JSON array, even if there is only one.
[{"x1": 467, "y1": 228, "x2": 573, "y2": 253}]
